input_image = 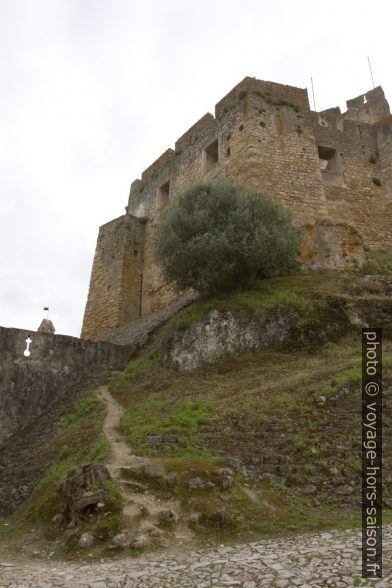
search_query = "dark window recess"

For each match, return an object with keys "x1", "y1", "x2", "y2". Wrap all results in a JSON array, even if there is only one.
[
  {"x1": 158, "y1": 181, "x2": 170, "y2": 209},
  {"x1": 318, "y1": 146, "x2": 342, "y2": 175},
  {"x1": 203, "y1": 140, "x2": 219, "y2": 173}
]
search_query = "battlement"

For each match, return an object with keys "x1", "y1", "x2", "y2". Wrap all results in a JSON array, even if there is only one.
[
  {"x1": 344, "y1": 86, "x2": 390, "y2": 124},
  {"x1": 214, "y1": 76, "x2": 309, "y2": 118},
  {"x1": 175, "y1": 113, "x2": 216, "y2": 153},
  {"x1": 128, "y1": 78, "x2": 310, "y2": 207},
  {"x1": 82, "y1": 77, "x2": 392, "y2": 340}
]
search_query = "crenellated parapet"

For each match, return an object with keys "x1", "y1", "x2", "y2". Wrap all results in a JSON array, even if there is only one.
[{"x1": 344, "y1": 86, "x2": 390, "y2": 124}]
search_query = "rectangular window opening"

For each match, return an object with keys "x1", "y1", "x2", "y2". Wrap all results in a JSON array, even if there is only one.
[
  {"x1": 318, "y1": 146, "x2": 341, "y2": 175},
  {"x1": 157, "y1": 181, "x2": 170, "y2": 210},
  {"x1": 203, "y1": 139, "x2": 219, "y2": 173}
]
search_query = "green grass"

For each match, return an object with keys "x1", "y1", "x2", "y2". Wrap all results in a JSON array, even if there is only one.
[
  {"x1": 166, "y1": 280, "x2": 307, "y2": 333},
  {"x1": 109, "y1": 350, "x2": 160, "y2": 397},
  {"x1": 361, "y1": 247, "x2": 392, "y2": 277},
  {"x1": 0, "y1": 390, "x2": 125, "y2": 559},
  {"x1": 321, "y1": 355, "x2": 392, "y2": 399},
  {"x1": 304, "y1": 464, "x2": 314, "y2": 476},
  {"x1": 383, "y1": 509, "x2": 392, "y2": 525},
  {"x1": 3, "y1": 270, "x2": 392, "y2": 556},
  {"x1": 291, "y1": 433, "x2": 307, "y2": 451},
  {"x1": 61, "y1": 394, "x2": 104, "y2": 431},
  {"x1": 289, "y1": 432, "x2": 326, "y2": 457},
  {"x1": 241, "y1": 395, "x2": 266, "y2": 413},
  {"x1": 321, "y1": 366, "x2": 361, "y2": 399},
  {"x1": 275, "y1": 392, "x2": 302, "y2": 413},
  {"x1": 13, "y1": 392, "x2": 112, "y2": 526},
  {"x1": 168, "y1": 400, "x2": 216, "y2": 431},
  {"x1": 102, "y1": 271, "x2": 392, "y2": 544},
  {"x1": 346, "y1": 458, "x2": 362, "y2": 473},
  {"x1": 112, "y1": 327, "x2": 392, "y2": 464},
  {"x1": 119, "y1": 397, "x2": 216, "y2": 457}
]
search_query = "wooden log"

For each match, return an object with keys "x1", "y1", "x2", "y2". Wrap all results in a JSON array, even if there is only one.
[
  {"x1": 73, "y1": 489, "x2": 106, "y2": 511},
  {"x1": 56, "y1": 464, "x2": 111, "y2": 524}
]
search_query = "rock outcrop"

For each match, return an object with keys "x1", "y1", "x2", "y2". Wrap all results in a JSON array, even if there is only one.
[{"x1": 162, "y1": 289, "x2": 392, "y2": 370}]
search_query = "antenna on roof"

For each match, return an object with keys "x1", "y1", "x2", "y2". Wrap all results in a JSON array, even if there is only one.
[
  {"x1": 311, "y1": 77, "x2": 317, "y2": 111},
  {"x1": 367, "y1": 56, "x2": 375, "y2": 89}
]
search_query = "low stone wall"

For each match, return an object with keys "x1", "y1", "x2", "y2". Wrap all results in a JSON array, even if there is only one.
[
  {"x1": 99, "y1": 293, "x2": 198, "y2": 346},
  {"x1": 0, "y1": 326, "x2": 131, "y2": 444},
  {"x1": 0, "y1": 326, "x2": 131, "y2": 514}
]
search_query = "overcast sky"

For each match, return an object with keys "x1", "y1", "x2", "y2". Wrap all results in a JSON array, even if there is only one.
[{"x1": 0, "y1": 0, "x2": 391, "y2": 337}]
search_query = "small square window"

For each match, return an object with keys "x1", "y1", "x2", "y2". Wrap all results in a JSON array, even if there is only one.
[
  {"x1": 318, "y1": 146, "x2": 343, "y2": 186},
  {"x1": 318, "y1": 146, "x2": 341, "y2": 175},
  {"x1": 203, "y1": 139, "x2": 219, "y2": 174}
]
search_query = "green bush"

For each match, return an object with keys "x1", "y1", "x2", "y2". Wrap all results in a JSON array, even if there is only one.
[
  {"x1": 361, "y1": 247, "x2": 392, "y2": 277},
  {"x1": 154, "y1": 180, "x2": 300, "y2": 294}
]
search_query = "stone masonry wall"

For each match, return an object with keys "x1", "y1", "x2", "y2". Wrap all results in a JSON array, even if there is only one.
[
  {"x1": 81, "y1": 77, "x2": 392, "y2": 340},
  {"x1": 376, "y1": 115, "x2": 392, "y2": 196},
  {"x1": 0, "y1": 326, "x2": 131, "y2": 443},
  {"x1": 0, "y1": 326, "x2": 131, "y2": 514},
  {"x1": 312, "y1": 87, "x2": 392, "y2": 247},
  {"x1": 81, "y1": 215, "x2": 145, "y2": 340}
]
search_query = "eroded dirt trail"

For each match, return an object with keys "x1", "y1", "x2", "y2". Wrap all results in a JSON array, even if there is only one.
[
  {"x1": 98, "y1": 385, "x2": 144, "y2": 471},
  {"x1": 97, "y1": 385, "x2": 194, "y2": 548}
]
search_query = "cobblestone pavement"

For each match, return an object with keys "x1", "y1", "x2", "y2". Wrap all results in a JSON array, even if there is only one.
[{"x1": 0, "y1": 526, "x2": 391, "y2": 587}]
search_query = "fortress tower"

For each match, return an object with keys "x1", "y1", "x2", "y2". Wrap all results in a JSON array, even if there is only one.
[{"x1": 81, "y1": 77, "x2": 392, "y2": 341}]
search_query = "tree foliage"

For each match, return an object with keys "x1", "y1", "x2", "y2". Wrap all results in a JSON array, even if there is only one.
[{"x1": 154, "y1": 180, "x2": 300, "y2": 294}]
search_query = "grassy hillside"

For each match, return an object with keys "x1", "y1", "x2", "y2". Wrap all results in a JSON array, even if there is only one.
[
  {"x1": 0, "y1": 392, "x2": 123, "y2": 559},
  {"x1": 1, "y1": 270, "x2": 391, "y2": 556},
  {"x1": 109, "y1": 271, "x2": 392, "y2": 540}
]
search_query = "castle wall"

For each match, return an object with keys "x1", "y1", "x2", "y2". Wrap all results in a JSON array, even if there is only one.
[
  {"x1": 82, "y1": 77, "x2": 392, "y2": 340},
  {"x1": 0, "y1": 326, "x2": 131, "y2": 513},
  {"x1": 343, "y1": 86, "x2": 390, "y2": 124},
  {"x1": 81, "y1": 214, "x2": 145, "y2": 340},
  {"x1": 0, "y1": 326, "x2": 130, "y2": 444},
  {"x1": 312, "y1": 106, "x2": 392, "y2": 247},
  {"x1": 238, "y1": 81, "x2": 328, "y2": 222},
  {"x1": 376, "y1": 116, "x2": 392, "y2": 196},
  {"x1": 127, "y1": 78, "x2": 331, "y2": 318}
]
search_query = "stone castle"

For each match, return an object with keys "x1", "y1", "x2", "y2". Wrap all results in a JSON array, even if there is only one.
[{"x1": 81, "y1": 76, "x2": 392, "y2": 341}]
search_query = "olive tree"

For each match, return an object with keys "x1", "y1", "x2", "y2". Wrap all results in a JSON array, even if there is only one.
[{"x1": 154, "y1": 180, "x2": 300, "y2": 294}]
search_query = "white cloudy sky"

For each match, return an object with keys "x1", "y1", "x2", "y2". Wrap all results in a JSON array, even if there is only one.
[{"x1": 0, "y1": 0, "x2": 391, "y2": 337}]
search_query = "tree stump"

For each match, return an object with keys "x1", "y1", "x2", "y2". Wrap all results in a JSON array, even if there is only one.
[{"x1": 57, "y1": 464, "x2": 110, "y2": 525}]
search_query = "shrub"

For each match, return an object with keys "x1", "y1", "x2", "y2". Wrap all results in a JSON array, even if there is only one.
[
  {"x1": 360, "y1": 247, "x2": 392, "y2": 277},
  {"x1": 154, "y1": 180, "x2": 300, "y2": 294}
]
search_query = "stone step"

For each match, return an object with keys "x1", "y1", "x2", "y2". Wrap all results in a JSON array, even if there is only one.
[{"x1": 119, "y1": 479, "x2": 148, "y2": 493}]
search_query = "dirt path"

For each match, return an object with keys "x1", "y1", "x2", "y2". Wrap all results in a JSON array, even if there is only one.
[
  {"x1": 97, "y1": 385, "x2": 194, "y2": 548},
  {"x1": 98, "y1": 385, "x2": 144, "y2": 472}
]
